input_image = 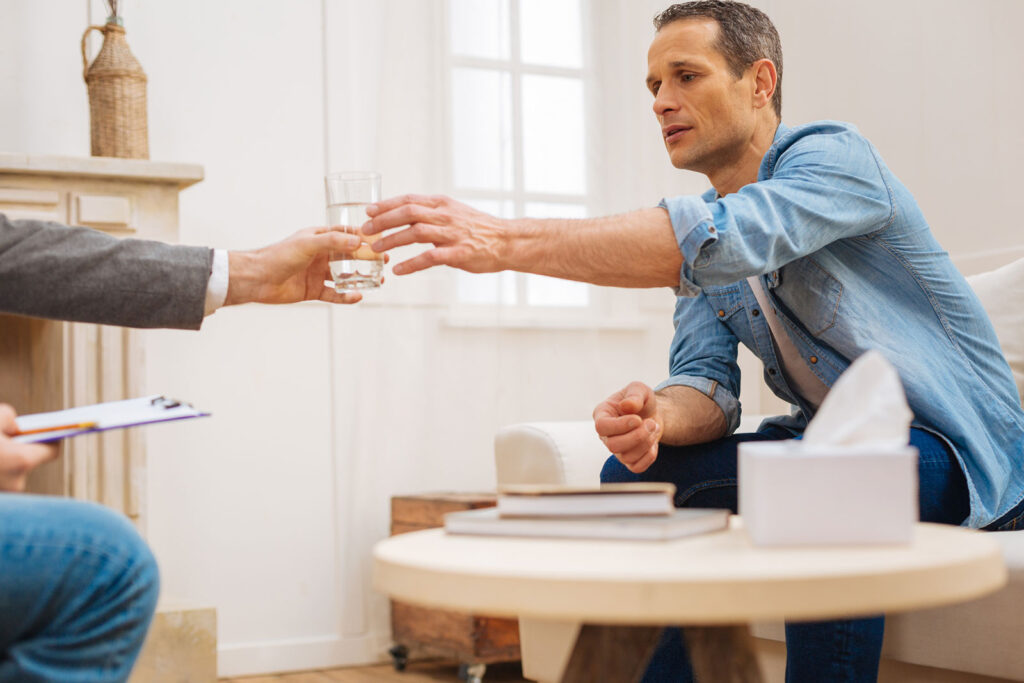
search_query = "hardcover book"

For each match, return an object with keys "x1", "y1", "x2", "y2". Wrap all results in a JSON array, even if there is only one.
[
  {"x1": 445, "y1": 507, "x2": 729, "y2": 541},
  {"x1": 496, "y1": 482, "x2": 676, "y2": 517}
]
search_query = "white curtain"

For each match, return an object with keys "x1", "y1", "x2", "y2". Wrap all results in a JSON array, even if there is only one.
[{"x1": 321, "y1": 0, "x2": 683, "y2": 651}]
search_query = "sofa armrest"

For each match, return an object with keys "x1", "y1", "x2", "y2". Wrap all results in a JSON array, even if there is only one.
[
  {"x1": 494, "y1": 421, "x2": 607, "y2": 487},
  {"x1": 494, "y1": 415, "x2": 771, "y2": 488}
]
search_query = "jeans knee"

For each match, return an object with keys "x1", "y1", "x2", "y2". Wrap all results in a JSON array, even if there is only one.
[
  {"x1": 129, "y1": 537, "x2": 161, "y2": 621},
  {"x1": 0, "y1": 497, "x2": 161, "y2": 679},
  {"x1": 118, "y1": 521, "x2": 160, "y2": 626},
  {"x1": 600, "y1": 455, "x2": 638, "y2": 483},
  {"x1": 73, "y1": 502, "x2": 161, "y2": 625}
]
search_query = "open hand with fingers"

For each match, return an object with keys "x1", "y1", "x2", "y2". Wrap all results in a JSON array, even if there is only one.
[
  {"x1": 0, "y1": 404, "x2": 58, "y2": 492},
  {"x1": 363, "y1": 194, "x2": 511, "y2": 276},
  {"x1": 593, "y1": 381, "x2": 664, "y2": 474}
]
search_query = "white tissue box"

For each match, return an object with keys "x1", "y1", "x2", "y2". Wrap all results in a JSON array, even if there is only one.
[{"x1": 738, "y1": 440, "x2": 918, "y2": 546}]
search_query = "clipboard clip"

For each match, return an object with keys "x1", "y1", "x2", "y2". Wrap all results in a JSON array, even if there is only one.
[{"x1": 150, "y1": 395, "x2": 183, "y2": 409}]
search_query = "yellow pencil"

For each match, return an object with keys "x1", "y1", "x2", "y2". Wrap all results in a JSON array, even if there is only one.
[{"x1": 12, "y1": 421, "x2": 98, "y2": 437}]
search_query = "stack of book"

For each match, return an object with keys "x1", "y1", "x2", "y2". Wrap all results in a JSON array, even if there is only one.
[{"x1": 444, "y1": 483, "x2": 729, "y2": 541}]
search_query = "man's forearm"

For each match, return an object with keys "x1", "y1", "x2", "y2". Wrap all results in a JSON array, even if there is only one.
[
  {"x1": 504, "y1": 207, "x2": 682, "y2": 288},
  {"x1": 656, "y1": 385, "x2": 729, "y2": 446}
]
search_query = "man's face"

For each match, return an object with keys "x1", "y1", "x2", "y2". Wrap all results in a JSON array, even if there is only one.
[{"x1": 646, "y1": 18, "x2": 758, "y2": 173}]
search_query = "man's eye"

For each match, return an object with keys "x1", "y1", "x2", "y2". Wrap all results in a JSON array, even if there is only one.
[
  {"x1": 681, "y1": 74, "x2": 696, "y2": 82},
  {"x1": 650, "y1": 84, "x2": 660, "y2": 96}
]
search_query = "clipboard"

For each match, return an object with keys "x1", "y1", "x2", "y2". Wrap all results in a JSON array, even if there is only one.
[{"x1": 13, "y1": 395, "x2": 210, "y2": 443}]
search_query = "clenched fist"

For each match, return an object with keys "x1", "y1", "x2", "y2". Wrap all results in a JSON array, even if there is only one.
[{"x1": 593, "y1": 381, "x2": 663, "y2": 473}]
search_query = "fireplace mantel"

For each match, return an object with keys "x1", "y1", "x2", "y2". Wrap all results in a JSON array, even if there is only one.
[{"x1": 0, "y1": 153, "x2": 203, "y2": 534}]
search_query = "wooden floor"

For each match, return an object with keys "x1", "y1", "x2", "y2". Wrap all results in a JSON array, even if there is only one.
[{"x1": 222, "y1": 660, "x2": 528, "y2": 683}]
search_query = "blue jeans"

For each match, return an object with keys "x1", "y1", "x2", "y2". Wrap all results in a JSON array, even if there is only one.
[
  {"x1": 600, "y1": 426, "x2": 971, "y2": 683},
  {"x1": 0, "y1": 495, "x2": 160, "y2": 682}
]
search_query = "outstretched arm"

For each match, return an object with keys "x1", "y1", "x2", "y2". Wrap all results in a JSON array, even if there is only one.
[
  {"x1": 364, "y1": 194, "x2": 682, "y2": 289},
  {"x1": 224, "y1": 226, "x2": 364, "y2": 306},
  {"x1": 0, "y1": 215, "x2": 366, "y2": 329}
]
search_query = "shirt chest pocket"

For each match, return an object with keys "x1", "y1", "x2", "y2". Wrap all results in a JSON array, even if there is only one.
[
  {"x1": 773, "y1": 257, "x2": 844, "y2": 336},
  {"x1": 703, "y1": 284, "x2": 745, "y2": 323}
]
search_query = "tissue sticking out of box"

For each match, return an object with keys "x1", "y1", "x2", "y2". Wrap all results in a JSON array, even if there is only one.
[{"x1": 802, "y1": 350, "x2": 912, "y2": 448}]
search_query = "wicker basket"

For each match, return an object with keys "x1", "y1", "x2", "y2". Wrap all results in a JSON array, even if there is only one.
[{"x1": 81, "y1": 21, "x2": 148, "y2": 159}]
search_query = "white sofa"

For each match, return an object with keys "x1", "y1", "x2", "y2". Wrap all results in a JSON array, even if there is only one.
[{"x1": 494, "y1": 257, "x2": 1024, "y2": 683}]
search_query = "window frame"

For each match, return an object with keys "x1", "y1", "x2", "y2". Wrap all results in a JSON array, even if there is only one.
[{"x1": 442, "y1": 0, "x2": 603, "y2": 318}]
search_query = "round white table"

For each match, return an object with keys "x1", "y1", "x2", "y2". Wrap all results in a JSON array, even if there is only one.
[{"x1": 373, "y1": 518, "x2": 1006, "y2": 682}]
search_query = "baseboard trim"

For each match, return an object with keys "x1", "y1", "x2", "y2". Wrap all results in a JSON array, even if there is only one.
[{"x1": 217, "y1": 631, "x2": 392, "y2": 678}]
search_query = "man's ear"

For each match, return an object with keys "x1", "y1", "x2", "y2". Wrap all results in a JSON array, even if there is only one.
[{"x1": 751, "y1": 58, "x2": 778, "y2": 110}]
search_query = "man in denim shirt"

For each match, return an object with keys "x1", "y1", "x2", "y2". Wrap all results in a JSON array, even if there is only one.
[{"x1": 367, "y1": 1, "x2": 1024, "y2": 680}]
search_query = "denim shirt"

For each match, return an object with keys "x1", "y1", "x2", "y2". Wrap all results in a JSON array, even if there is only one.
[{"x1": 657, "y1": 120, "x2": 1024, "y2": 528}]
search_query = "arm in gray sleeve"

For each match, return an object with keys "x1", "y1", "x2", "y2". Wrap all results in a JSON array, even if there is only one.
[{"x1": 0, "y1": 214, "x2": 213, "y2": 329}]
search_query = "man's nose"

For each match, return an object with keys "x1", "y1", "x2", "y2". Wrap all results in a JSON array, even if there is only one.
[{"x1": 652, "y1": 87, "x2": 677, "y2": 118}]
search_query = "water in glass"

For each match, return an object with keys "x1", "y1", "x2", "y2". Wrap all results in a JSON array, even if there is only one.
[{"x1": 327, "y1": 202, "x2": 384, "y2": 290}]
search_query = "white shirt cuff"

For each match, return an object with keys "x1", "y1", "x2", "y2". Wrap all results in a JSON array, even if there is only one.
[{"x1": 204, "y1": 249, "x2": 229, "y2": 315}]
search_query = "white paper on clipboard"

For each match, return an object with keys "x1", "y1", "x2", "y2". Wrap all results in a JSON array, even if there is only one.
[{"x1": 13, "y1": 395, "x2": 210, "y2": 443}]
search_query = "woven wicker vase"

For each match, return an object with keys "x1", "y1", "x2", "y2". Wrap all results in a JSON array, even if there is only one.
[{"x1": 81, "y1": 22, "x2": 149, "y2": 159}]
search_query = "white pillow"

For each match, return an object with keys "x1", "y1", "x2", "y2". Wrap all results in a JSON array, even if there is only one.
[{"x1": 967, "y1": 258, "x2": 1024, "y2": 407}]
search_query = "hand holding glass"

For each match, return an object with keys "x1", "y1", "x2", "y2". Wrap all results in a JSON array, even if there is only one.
[{"x1": 325, "y1": 172, "x2": 384, "y2": 290}]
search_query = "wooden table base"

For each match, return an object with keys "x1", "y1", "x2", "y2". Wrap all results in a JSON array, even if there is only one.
[
  {"x1": 685, "y1": 625, "x2": 763, "y2": 683},
  {"x1": 561, "y1": 625, "x2": 662, "y2": 683},
  {"x1": 560, "y1": 624, "x2": 763, "y2": 683}
]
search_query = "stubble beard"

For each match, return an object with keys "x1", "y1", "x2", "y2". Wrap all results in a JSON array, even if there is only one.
[{"x1": 670, "y1": 130, "x2": 748, "y2": 180}]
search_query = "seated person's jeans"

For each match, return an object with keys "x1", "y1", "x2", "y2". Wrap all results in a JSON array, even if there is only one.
[
  {"x1": 600, "y1": 425, "x2": 971, "y2": 683},
  {"x1": 0, "y1": 494, "x2": 160, "y2": 683}
]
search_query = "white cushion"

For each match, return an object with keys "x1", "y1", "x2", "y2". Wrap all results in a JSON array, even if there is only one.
[
  {"x1": 967, "y1": 257, "x2": 1024, "y2": 406},
  {"x1": 493, "y1": 416, "x2": 770, "y2": 489},
  {"x1": 494, "y1": 421, "x2": 607, "y2": 487}
]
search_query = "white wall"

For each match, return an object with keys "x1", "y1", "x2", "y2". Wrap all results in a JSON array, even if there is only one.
[
  {"x1": 1, "y1": 0, "x2": 674, "y2": 675},
  {"x1": 2, "y1": 0, "x2": 1022, "y2": 677},
  {"x1": 767, "y1": 0, "x2": 1024, "y2": 271}
]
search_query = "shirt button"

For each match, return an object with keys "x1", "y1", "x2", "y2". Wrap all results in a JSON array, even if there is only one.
[
  {"x1": 752, "y1": 309, "x2": 760, "y2": 317},
  {"x1": 767, "y1": 368, "x2": 777, "y2": 376},
  {"x1": 708, "y1": 226, "x2": 717, "y2": 233},
  {"x1": 810, "y1": 356, "x2": 818, "y2": 364},
  {"x1": 717, "y1": 310, "x2": 726, "y2": 317}
]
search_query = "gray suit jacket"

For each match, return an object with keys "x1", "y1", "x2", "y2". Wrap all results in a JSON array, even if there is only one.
[{"x1": 0, "y1": 213, "x2": 213, "y2": 330}]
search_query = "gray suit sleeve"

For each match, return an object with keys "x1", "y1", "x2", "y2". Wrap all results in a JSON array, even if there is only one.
[{"x1": 0, "y1": 213, "x2": 214, "y2": 330}]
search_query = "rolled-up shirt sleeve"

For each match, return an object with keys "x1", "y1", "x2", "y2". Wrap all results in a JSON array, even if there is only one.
[
  {"x1": 661, "y1": 123, "x2": 895, "y2": 295},
  {"x1": 659, "y1": 194, "x2": 717, "y2": 297},
  {"x1": 654, "y1": 290, "x2": 742, "y2": 433}
]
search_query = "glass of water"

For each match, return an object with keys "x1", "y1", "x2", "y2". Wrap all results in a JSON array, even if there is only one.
[{"x1": 324, "y1": 171, "x2": 384, "y2": 291}]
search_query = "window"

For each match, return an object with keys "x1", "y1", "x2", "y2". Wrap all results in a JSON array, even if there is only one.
[{"x1": 446, "y1": 0, "x2": 590, "y2": 309}]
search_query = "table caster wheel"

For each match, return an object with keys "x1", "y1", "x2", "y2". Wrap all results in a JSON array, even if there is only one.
[
  {"x1": 388, "y1": 644, "x2": 409, "y2": 672},
  {"x1": 458, "y1": 662, "x2": 486, "y2": 683}
]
